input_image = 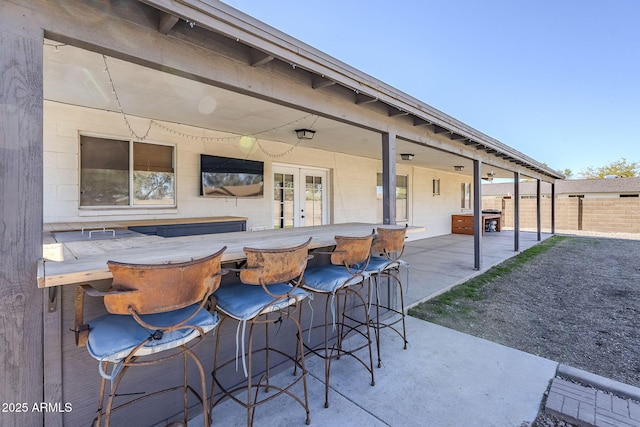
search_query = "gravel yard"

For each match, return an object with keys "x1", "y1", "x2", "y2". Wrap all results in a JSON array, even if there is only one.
[{"x1": 408, "y1": 235, "x2": 640, "y2": 389}]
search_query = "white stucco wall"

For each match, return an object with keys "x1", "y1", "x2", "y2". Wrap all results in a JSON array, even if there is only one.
[{"x1": 44, "y1": 101, "x2": 469, "y2": 237}]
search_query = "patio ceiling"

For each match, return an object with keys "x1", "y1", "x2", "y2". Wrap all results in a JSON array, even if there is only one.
[
  {"x1": 44, "y1": 42, "x2": 379, "y2": 155},
  {"x1": 42, "y1": 37, "x2": 523, "y2": 181}
]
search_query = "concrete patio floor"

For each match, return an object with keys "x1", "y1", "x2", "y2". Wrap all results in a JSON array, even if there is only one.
[
  {"x1": 192, "y1": 230, "x2": 564, "y2": 427},
  {"x1": 402, "y1": 229, "x2": 550, "y2": 308}
]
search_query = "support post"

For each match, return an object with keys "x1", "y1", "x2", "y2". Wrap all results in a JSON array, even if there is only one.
[
  {"x1": 382, "y1": 132, "x2": 397, "y2": 225},
  {"x1": 0, "y1": 3, "x2": 45, "y2": 426},
  {"x1": 473, "y1": 160, "x2": 482, "y2": 270},
  {"x1": 551, "y1": 182, "x2": 556, "y2": 234},
  {"x1": 536, "y1": 179, "x2": 542, "y2": 241},
  {"x1": 513, "y1": 172, "x2": 520, "y2": 251}
]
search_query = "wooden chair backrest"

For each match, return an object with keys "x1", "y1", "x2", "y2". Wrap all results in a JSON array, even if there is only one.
[
  {"x1": 331, "y1": 232, "x2": 374, "y2": 267},
  {"x1": 240, "y1": 238, "x2": 311, "y2": 285},
  {"x1": 372, "y1": 227, "x2": 406, "y2": 257},
  {"x1": 105, "y1": 247, "x2": 226, "y2": 314}
]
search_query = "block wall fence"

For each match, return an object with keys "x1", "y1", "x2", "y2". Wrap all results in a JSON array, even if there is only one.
[{"x1": 482, "y1": 196, "x2": 640, "y2": 234}]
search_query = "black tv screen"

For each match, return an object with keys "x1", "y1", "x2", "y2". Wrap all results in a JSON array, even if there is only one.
[{"x1": 200, "y1": 154, "x2": 264, "y2": 198}]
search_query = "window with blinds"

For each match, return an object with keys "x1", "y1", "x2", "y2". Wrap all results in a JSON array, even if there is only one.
[{"x1": 80, "y1": 136, "x2": 175, "y2": 207}]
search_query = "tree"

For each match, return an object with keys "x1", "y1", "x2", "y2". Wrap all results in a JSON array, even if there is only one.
[
  {"x1": 560, "y1": 168, "x2": 573, "y2": 179},
  {"x1": 579, "y1": 158, "x2": 639, "y2": 179}
]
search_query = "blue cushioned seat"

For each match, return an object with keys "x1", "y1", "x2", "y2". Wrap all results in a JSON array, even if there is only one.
[
  {"x1": 302, "y1": 264, "x2": 366, "y2": 293},
  {"x1": 367, "y1": 227, "x2": 410, "y2": 368},
  {"x1": 210, "y1": 239, "x2": 313, "y2": 426},
  {"x1": 365, "y1": 256, "x2": 391, "y2": 274},
  {"x1": 366, "y1": 256, "x2": 409, "y2": 274},
  {"x1": 299, "y1": 233, "x2": 376, "y2": 409},
  {"x1": 87, "y1": 304, "x2": 219, "y2": 363},
  {"x1": 74, "y1": 249, "x2": 226, "y2": 427},
  {"x1": 214, "y1": 282, "x2": 310, "y2": 320}
]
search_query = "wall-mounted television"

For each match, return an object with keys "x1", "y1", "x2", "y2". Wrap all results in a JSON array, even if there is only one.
[{"x1": 200, "y1": 154, "x2": 264, "y2": 198}]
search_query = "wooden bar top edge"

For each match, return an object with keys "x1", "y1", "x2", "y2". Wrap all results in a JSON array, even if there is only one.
[{"x1": 38, "y1": 223, "x2": 425, "y2": 288}]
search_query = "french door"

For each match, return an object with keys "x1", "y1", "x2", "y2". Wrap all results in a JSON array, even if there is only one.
[{"x1": 273, "y1": 166, "x2": 328, "y2": 228}]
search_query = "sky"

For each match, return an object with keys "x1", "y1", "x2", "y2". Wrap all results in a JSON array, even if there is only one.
[{"x1": 221, "y1": 0, "x2": 640, "y2": 177}]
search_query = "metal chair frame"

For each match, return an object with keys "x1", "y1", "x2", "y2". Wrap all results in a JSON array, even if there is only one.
[
  {"x1": 299, "y1": 232, "x2": 376, "y2": 408},
  {"x1": 210, "y1": 238, "x2": 312, "y2": 426},
  {"x1": 74, "y1": 247, "x2": 226, "y2": 427},
  {"x1": 367, "y1": 227, "x2": 409, "y2": 367}
]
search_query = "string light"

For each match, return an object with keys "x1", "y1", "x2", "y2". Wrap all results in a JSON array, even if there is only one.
[
  {"x1": 102, "y1": 55, "x2": 152, "y2": 141},
  {"x1": 101, "y1": 54, "x2": 316, "y2": 158},
  {"x1": 256, "y1": 115, "x2": 319, "y2": 158},
  {"x1": 44, "y1": 42, "x2": 66, "y2": 51}
]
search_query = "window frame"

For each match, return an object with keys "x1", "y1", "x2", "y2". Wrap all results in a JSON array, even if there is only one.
[
  {"x1": 376, "y1": 173, "x2": 409, "y2": 222},
  {"x1": 433, "y1": 178, "x2": 440, "y2": 196},
  {"x1": 79, "y1": 134, "x2": 177, "y2": 209},
  {"x1": 461, "y1": 182, "x2": 471, "y2": 210}
]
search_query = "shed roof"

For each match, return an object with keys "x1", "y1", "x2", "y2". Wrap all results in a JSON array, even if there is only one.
[{"x1": 482, "y1": 177, "x2": 640, "y2": 196}]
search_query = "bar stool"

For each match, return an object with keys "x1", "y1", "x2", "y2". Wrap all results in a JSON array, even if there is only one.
[
  {"x1": 300, "y1": 232, "x2": 375, "y2": 408},
  {"x1": 366, "y1": 227, "x2": 410, "y2": 367},
  {"x1": 73, "y1": 247, "x2": 226, "y2": 427},
  {"x1": 210, "y1": 238, "x2": 312, "y2": 426}
]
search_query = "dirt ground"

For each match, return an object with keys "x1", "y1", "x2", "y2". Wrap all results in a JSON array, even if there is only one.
[{"x1": 409, "y1": 235, "x2": 640, "y2": 388}]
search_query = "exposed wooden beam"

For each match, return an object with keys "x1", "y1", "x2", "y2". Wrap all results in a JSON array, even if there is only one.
[
  {"x1": 413, "y1": 116, "x2": 432, "y2": 127},
  {"x1": 158, "y1": 12, "x2": 180, "y2": 35},
  {"x1": 312, "y1": 75, "x2": 335, "y2": 89},
  {"x1": 250, "y1": 48, "x2": 274, "y2": 66},
  {"x1": 355, "y1": 93, "x2": 378, "y2": 105},
  {"x1": 388, "y1": 107, "x2": 409, "y2": 117},
  {"x1": 449, "y1": 132, "x2": 467, "y2": 141},
  {"x1": 432, "y1": 124, "x2": 449, "y2": 134}
]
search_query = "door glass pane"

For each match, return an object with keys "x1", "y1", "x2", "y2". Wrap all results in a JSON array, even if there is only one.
[
  {"x1": 305, "y1": 175, "x2": 323, "y2": 226},
  {"x1": 274, "y1": 173, "x2": 295, "y2": 229}
]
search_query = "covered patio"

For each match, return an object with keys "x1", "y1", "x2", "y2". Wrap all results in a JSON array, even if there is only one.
[
  {"x1": 197, "y1": 230, "x2": 559, "y2": 426},
  {"x1": 2, "y1": 1, "x2": 564, "y2": 425}
]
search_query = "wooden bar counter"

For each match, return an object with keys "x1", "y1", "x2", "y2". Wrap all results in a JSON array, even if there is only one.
[
  {"x1": 39, "y1": 223, "x2": 417, "y2": 288},
  {"x1": 40, "y1": 223, "x2": 422, "y2": 425}
]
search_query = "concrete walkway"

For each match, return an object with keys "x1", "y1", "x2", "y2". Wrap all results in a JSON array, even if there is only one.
[{"x1": 198, "y1": 231, "x2": 640, "y2": 427}]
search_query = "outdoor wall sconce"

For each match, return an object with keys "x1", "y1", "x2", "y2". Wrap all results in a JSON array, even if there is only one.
[
  {"x1": 400, "y1": 153, "x2": 414, "y2": 161},
  {"x1": 454, "y1": 165, "x2": 464, "y2": 171},
  {"x1": 295, "y1": 129, "x2": 316, "y2": 140}
]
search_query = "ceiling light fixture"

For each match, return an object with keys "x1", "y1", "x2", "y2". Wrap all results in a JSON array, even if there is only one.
[
  {"x1": 454, "y1": 165, "x2": 464, "y2": 171},
  {"x1": 295, "y1": 129, "x2": 315, "y2": 140},
  {"x1": 400, "y1": 153, "x2": 414, "y2": 161}
]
